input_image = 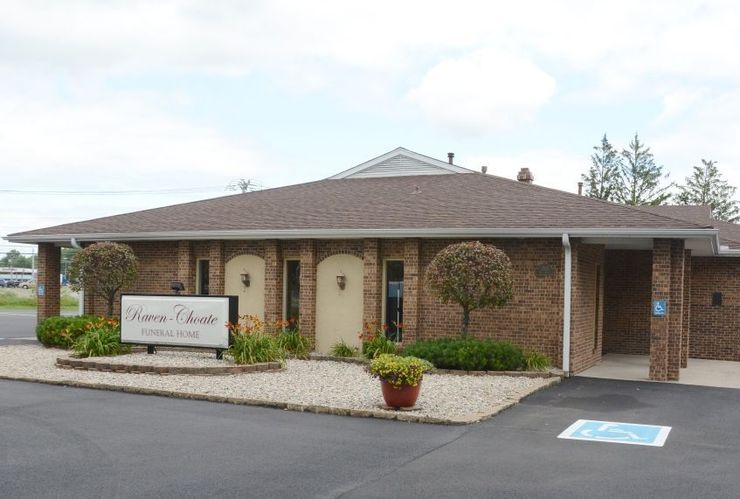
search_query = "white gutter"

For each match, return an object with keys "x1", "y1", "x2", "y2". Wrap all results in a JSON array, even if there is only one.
[
  {"x1": 5, "y1": 227, "x2": 722, "y2": 245},
  {"x1": 562, "y1": 233, "x2": 572, "y2": 376}
]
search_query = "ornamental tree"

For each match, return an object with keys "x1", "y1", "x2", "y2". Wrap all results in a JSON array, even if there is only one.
[
  {"x1": 426, "y1": 241, "x2": 513, "y2": 336},
  {"x1": 68, "y1": 242, "x2": 138, "y2": 317}
]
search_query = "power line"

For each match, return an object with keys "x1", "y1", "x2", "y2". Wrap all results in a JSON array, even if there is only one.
[{"x1": 0, "y1": 186, "x2": 229, "y2": 195}]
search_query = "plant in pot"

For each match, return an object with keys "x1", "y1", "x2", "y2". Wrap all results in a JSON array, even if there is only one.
[{"x1": 369, "y1": 354, "x2": 433, "y2": 409}]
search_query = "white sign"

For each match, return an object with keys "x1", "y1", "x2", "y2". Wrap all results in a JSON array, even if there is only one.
[{"x1": 121, "y1": 295, "x2": 235, "y2": 349}]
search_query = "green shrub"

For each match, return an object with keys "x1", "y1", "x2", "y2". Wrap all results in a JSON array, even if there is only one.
[
  {"x1": 329, "y1": 339, "x2": 358, "y2": 358},
  {"x1": 401, "y1": 338, "x2": 524, "y2": 371},
  {"x1": 523, "y1": 351, "x2": 550, "y2": 371},
  {"x1": 36, "y1": 315, "x2": 98, "y2": 348},
  {"x1": 369, "y1": 354, "x2": 433, "y2": 388},
  {"x1": 277, "y1": 329, "x2": 312, "y2": 359},
  {"x1": 72, "y1": 318, "x2": 130, "y2": 357},
  {"x1": 229, "y1": 331, "x2": 285, "y2": 365}
]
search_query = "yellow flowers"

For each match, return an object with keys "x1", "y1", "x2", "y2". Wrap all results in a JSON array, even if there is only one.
[{"x1": 368, "y1": 354, "x2": 433, "y2": 388}]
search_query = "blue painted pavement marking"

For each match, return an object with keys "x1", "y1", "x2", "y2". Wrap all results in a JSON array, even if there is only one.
[{"x1": 558, "y1": 419, "x2": 671, "y2": 447}]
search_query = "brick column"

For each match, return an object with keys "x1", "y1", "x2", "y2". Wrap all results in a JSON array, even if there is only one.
[
  {"x1": 264, "y1": 240, "x2": 282, "y2": 323},
  {"x1": 363, "y1": 239, "x2": 382, "y2": 324},
  {"x1": 37, "y1": 243, "x2": 61, "y2": 322},
  {"x1": 649, "y1": 239, "x2": 671, "y2": 380},
  {"x1": 667, "y1": 240, "x2": 685, "y2": 380},
  {"x1": 299, "y1": 240, "x2": 316, "y2": 342},
  {"x1": 649, "y1": 239, "x2": 684, "y2": 381},
  {"x1": 208, "y1": 241, "x2": 224, "y2": 295},
  {"x1": 177, "y1": 241, "x2": 195, "y2": 294},
  {"x1": 403, "y1": 238, "x2": 420, "y2": 344},
  {"x1": 681, "y1": 249, "x2": 692, "y2": 368}
]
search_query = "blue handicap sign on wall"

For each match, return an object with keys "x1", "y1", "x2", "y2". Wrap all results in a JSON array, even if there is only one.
[
  {"x1": 652, "y1": 299, "x2": 668, "y2": 317},
  {"x1": 558, "y1": 420, "x2": 671, "y2": 447}
]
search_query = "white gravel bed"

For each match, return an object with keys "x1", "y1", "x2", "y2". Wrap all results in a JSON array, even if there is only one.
[
  {"x1": 0, "y1": 344, "x2": 555, "y2": 423},
  {"x1": 58, "y1": 349, "x2": 237, "y2": 367}
]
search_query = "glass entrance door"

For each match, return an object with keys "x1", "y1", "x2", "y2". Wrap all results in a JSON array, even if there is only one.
[{"x1": 385, "y1": 261, "x2": 404, "y2": 342}]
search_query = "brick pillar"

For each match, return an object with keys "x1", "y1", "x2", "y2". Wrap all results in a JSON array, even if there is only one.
[
  {"x1": 667, "y1": 240, "x2": 684, "y2": 380},
  {"x1": 299, "y1": 240, "x2": 316, "y2": 342},
  {"x1": 403, "y1": 238, "x2": 420, "y2": 344},
  {"x1": 363, "y1": 239, "x2": 382, "y2": 324},
  {"x1": 264, "y1": 240, "x2": 282, "y2": 323},
  {"x1": 649, "y1": 239, "x2": 671, "y2": 381},
  {"x1": 208, "y1": 241, "x2": 224, "y2": 295},
  {"x1": 177, "y1": 241, "x2": 195, "y2": 294},
  {"x1": 37, "y1": 243, "x2": 61, "y2": 322},
  {"x1": 681, "y1": 250, "x2": 691, "y2": 368},
  {"x1": 649, "y1": 239, "x2": 684, "y2": 381}
]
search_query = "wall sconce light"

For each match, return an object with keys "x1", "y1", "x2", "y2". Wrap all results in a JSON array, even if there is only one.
[
  {"x1": 336, "y1": 272, "x2": 346, "y2": 290},
  {"x1": 240, "y1": 272, "x2": 250, "y2": 287}
]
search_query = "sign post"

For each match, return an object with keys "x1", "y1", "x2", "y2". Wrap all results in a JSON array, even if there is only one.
[{"x1": 120, "y1": 294, "x2": 238, "y2": 357}]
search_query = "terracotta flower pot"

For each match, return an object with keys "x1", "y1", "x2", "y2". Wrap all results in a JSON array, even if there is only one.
[{"x1": 380, "y1": 379, "x2": 422, "y2": 408}]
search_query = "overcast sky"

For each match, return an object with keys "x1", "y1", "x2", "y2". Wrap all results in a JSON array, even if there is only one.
[{"x1": 3, "y1": 0, "x2": 740, "y2": 256}]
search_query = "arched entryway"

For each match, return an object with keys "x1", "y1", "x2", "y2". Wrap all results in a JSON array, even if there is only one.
[{"x1": 315, "y1": 254, "x2": 363, "y2": 353}]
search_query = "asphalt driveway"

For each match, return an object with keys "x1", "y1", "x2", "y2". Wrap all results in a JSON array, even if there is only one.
[{"x1": 1, "y1": 376, "x2": 738, "y2": 498}]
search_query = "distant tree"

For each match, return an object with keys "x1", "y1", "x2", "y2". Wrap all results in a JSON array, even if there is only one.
[
  {"x1": 675, "y1": 160, "x2": 740, "y2": 222},
  {"x1": 426, "y1": 241, "x2": 513, "y2": 336},
  {"x1": 68, "y1": 242, "x2": 138, "y2": 317},
  {"x1": 582, "y1": 134, "x2": 622, "y2": 201},
  {"x1": 0, "y1": 249, "x2": 32, "y2": 268},
  {"x1": 615, "y1": 134, "x2": 671, "y2": 206}
]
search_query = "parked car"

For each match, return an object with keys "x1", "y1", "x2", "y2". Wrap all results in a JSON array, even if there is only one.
[
  {"x1": 20, "y1": 280, "x2": 35, "y2": 289},
  {"x1": 0, "y1": 279, "x2": 8, "y2": 287},
  {"x1": 4, "y1": 279, "x2": 20, "y2": 288}
]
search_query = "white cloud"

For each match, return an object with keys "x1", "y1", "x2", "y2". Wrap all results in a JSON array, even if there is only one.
[{"x1": 407, "y1": 49, "x2": 556, "y2": 134}]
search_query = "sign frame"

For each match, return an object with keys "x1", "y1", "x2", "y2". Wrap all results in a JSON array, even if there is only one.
[{"x1": 120, "y1": 293, "x2": 238, "y2": 356}]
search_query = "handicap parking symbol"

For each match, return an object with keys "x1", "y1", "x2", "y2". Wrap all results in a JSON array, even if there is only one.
[{"x1": 558, "y1": 420, "x2": 671, "y2": 447}]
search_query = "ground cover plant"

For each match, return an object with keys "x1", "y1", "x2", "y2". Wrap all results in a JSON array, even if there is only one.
[
  {"x1": 329, "y1": 339, "x2": 358, "y2": 357},
  {"x1": 36, "y1": 315, "x2": 99, "y2": 348},
  {"x1": 401, "y1": 338, "x2": 524, "y2": 371},
  {"x1": 72, "y1": 317, "x2": 130, "y2": 357}
]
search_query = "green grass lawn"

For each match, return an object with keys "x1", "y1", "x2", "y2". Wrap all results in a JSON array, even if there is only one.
[{"x1": 0, "y1": 290, "x2": 79, "y2": 310}]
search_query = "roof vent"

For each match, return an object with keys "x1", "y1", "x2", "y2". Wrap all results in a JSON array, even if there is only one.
[
  {"x1": 517, "y1": 168, "x2": 534, "y2": 184},
  {"x1": 447, "y1": 152, "x2": 455, "y2": 164},
  {"x1": 481, "y1": 165, "x2": 488, "y2": 174}
]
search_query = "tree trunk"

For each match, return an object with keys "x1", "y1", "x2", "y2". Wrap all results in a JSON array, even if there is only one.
[
  {"x1": 106, "y1": 294, "x2": 115, "y2": 318},
  {"x1": 461, "y1": 305, "x2": 470, "y2": 337}
]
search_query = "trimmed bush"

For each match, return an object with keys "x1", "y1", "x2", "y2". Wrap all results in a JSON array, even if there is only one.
[
  {"x1": 72, "y1": 318, "x2": 130, "y2": 357},
  {"x1": 36, "y1": 315, "x2": 98, "y2": 348},
  {"x1": 401, "y1": 338, "x2": 524, "y2": 371}
]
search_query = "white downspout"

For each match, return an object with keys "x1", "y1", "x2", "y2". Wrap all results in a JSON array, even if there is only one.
[
  {"x1": 70, "y1": 238, "x2": 84, "y2": 316},
  {"x1": 562, "y1": 233, "x2": 572, "y2": 376}
]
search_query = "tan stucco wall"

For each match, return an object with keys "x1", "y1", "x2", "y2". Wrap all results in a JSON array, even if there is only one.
[
  {"x1": 225, "y1": 254, "x2": 265, "y2": 320},
  {"x1": 315, "y1": 254, "x2": 363, "y2": 353}
]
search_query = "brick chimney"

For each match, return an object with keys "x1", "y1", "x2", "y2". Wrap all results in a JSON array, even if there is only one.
[{"x1": 516, "y1": 168, "x2": 534, "y2": 184}]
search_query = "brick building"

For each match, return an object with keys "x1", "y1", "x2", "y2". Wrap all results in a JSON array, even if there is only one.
[{"x1": 7, "y1": 148, "x2": 740, "y2": 380}]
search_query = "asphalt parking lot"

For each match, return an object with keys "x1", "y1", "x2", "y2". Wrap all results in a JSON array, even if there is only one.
[{"x1": 1, "y1": 375, "x2": 738, "y2": 498}]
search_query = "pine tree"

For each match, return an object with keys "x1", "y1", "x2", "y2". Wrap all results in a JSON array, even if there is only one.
[
  {"x1": 615, "y1": 133, "x2": 671, "y2": 206},
  {"x1": 581, "y1": 134, "x2": 622, "y2": 201},
  {"x1": 675, "y1": 159, "x2": 739, "y2": 222}
]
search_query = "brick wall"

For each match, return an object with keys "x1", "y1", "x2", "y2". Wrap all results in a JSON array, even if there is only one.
[
  {"x1": 690, "y1": 256, "x2": 740, "y2": 361},
  {"x1": 603, "y1": 250, "x2": 652, "y2": 355},
  {"x1": 37, "y1": 243, "x2": 61, "y2": 322},
  {"x1": 570, "y1": 242, "x2": 605, "y2": 373},
  {"x1": 418, "y1": 238, "x2": 564, "y2": 368}
]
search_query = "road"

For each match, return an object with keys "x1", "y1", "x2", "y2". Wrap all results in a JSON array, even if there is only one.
[
  {"x1": 1, "y1": 376, "x2": 739, "y2": 498},
  {"x1": 0, "y1": 310, "x2": 37, "y2": 342}
]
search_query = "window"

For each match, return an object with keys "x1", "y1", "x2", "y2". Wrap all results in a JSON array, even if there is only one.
[
  {"x1": 285, "y1": 260, "x2": 300, "y2": 328},
  {"x1": 384, "y1": 261, "x2": 404, "y2": 342},
  {"x1": 196, "y1": 259, "x2": 210, "y2": 295}
]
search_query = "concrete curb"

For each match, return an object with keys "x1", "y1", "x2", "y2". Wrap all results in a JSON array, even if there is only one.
[
  {"x1": 55, "y1": 356, "x2": 284, "y2": 376},
  {"x1": 0, "y1": 374, "x2": 560, "y2": 425}
]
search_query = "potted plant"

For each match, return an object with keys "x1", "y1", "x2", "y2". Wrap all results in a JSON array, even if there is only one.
[{"x1": 369, "y1": 354, "x2": 433, "y2": 408}]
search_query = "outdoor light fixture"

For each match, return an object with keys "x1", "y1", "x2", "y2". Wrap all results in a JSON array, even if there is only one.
[
  {"x1": 240, "y1": 272, "x2": 250, "y2": 287},
  {"x1": 170, "y1": 281, "x2": 185, "y2": 295},
  {"x1": 336, "y1": 272, "x2": 346, "y2": 290}
]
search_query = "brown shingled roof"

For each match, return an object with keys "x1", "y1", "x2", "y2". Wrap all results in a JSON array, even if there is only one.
[
  {"x1": 8, "y1": 173, "x2": 710, "y2": 241},
  {"x1": 640, "y1": 205, "x2": 740, "y2": 249}
]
